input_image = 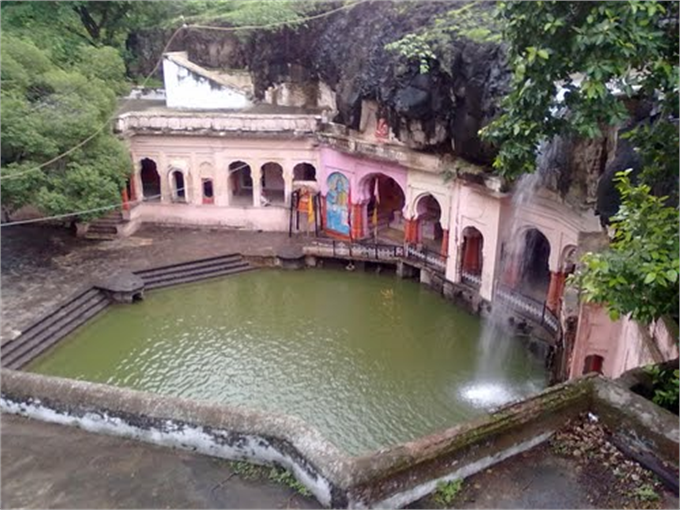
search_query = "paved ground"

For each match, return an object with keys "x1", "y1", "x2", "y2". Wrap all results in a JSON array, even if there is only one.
[
  {"x1": 1, "y1": 414, "x2": 318, "y2": 509},
  {"x1": 1, "y1": 224, "x2": 309, "y2": 341}
]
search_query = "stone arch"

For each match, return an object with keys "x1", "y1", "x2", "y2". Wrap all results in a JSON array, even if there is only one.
[
  {"x1": 582, "y1": 354, "x2": 604, "y2": 375},
  {"x1": 140, "y1": 158, "x2": 160, "y2": 201},
  {"x1": 228, "y1": 160, "x2": 253, "y2": 205},
  {"x1": 293, "y1": 162, "x2": 317, "y2": 182},
  {"x1": 261, "y1": 161, "x2": 284, "y2": 204},
  {"x1": 561, "y1": 244, "x2": 578, "y2": 275},
  {"x1": 168, "y1": 167, "x2": 189, "y2": 203},
  {"x1": 359, "y1": 173, "x2": 406, "y2": 234},
  {"x1": 461, "y1": 226, "x2": 484, "y2": 277},
  {"x1": 518, "y1": 227, "x2": 551, "y2": 302},
  {"x1": 414, "y1": 193, "x2": 443, "y2": 248}
]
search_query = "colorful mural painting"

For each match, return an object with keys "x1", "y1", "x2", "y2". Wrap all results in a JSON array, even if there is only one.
[{"x1": 326, "y1": 172, "x2": 350, "y2": 235}]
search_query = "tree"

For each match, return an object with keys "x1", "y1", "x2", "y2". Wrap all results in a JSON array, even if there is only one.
[
  {"x1": 1, "y1": 33, "x2": 131, "y2": 222},
  {"x1": 479, "y1": 2, "x2": 679, "y2": 329},
  {"x1": 574, "y1": 170, "x2": 679, "y2": 323},
  {"x1": 480, "y1": 1, "x2": 678, "y2": 187}
]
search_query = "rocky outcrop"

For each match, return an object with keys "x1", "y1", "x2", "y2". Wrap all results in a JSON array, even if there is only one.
[{"x1": 127, "y1": 1, "x2": 511, "y2": 165}]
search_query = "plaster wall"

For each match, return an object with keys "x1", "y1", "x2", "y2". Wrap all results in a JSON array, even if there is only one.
[
  {"x1": 405, "y1": 169, "x2": 452, "y2": 230},
  {"x1": 115, "y1": 112, "x2": 320, "y2": 134},
  {"x1": 500, "y1": 192, "x2": 601, "y2": 272},
  {"x1": 446, "y1": 182, "x2": 504, "y2": 301},
  {"x1": 136, "y1": 202, "x2": 289, "y2": 231},
  {"x1": 318, "y1": 148, "x2": 408, "y2": 204},
  {"x1": 163, "y1": 57, "x2": 251, "y2": 110},
  {"x1": 569, "y1": 303, "x2": 679, "y2": 379}
]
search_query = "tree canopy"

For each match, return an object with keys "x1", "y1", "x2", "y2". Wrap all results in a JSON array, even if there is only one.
[
  {"x1": 481, "y1": 1, "x2": 678, "y2": 185},
  {"x1": 1, "y1": 32, "x2": 131, "y2": 221},
  {"x1": 481, "y1": 1, "x2": 679, "y2": 325}
]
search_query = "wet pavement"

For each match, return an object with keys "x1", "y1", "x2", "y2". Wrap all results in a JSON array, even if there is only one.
[{"x1": 1, "y1": 414, "x2": 318, "y2": 509}]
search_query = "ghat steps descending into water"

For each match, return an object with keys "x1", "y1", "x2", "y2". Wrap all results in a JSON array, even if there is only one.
[
  {"x1": 134, "y1": 253, "x2": 252, "y2": 290},
  {"x1": 1, "y1": 254, "x2": 253, "y2": 369},
  {"x1": 1, "y1": 288, "x2": 110, "y2": 370}
]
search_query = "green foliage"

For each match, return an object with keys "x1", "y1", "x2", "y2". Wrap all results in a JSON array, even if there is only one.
[
  {"x1": 385, "y1": 34, "x2": 436, "y2": 75},
  {"x1": 481, "y1": 1, "x2": 679, "y2": 180},
  {"x1": 572, "y1": 171, "x2": 679, "y2": 324},
  {"x1": 1, "y1": 33, "x2": 130, "y2": 222},
  {"x1": 267, "y1": 466, "x2": 311, "y2": 497},
  {"x1": 644, "y1": 366, "x2": 679, "y2": 412},
  {"x1": 432, "y1": 479, "x2": 463, "y2": 507},
  {"x1": 166, "y1": 0, "x2": 329, "y2": 31},
  {"x1": 632, "y1": 484, "x2": 661, "y2": 503},
  {"x1": 384, "y1": 2, "x2": 501, "y2": 74},
  {"x1": 228, "y1": 461, "x2": 311, "y2": 497}
]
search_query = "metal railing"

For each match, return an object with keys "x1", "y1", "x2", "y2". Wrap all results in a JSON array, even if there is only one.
[
  {"x1": 404, "y1": 244, "x2": 447, "y2": 272},
  {"x1": 307, "y1": 240, "x2": 405, "y2": 260},
  {"x1": 305, "y1": 240, "x2": 448, "y2": 274},
  {"x1": 461, "y1": 271, "x2": 482, "y2": 289},
  {"x1": 495, "y1": 285, "x2": 560, "y2": 334}
]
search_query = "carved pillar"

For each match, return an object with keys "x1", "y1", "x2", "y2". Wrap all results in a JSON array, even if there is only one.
[{"x1": 546, "y1": 271, "x2": 566, "y2": 313}]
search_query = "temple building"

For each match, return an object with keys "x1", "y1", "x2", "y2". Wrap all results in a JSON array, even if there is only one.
[{"x1": 107, "y1": 51, "x2": 677, "y2": 381}]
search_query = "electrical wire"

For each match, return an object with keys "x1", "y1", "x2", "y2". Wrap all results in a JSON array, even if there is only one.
[
  {"x1": 0, "y1": 0, "x2": 365, "y2": 182},
  {"x1": 1, "y1": 160, "x2": 282, "y2": 227}
]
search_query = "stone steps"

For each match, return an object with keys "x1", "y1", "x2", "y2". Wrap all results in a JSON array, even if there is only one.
[
  {"x1": 135, "y1": 254, "x2": 253, "y2": 290},
  {"x1": 84, "y1": 210, "x2": 127, "y2": 240},
  {"x1": 2, "y1": 288, "x2": 110, "y2": 369}
]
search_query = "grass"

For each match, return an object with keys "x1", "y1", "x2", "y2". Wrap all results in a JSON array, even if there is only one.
[
  {"x1": 432, "y1": 479, "x2": 463, "y2": 507},
  {"x1": 228, "y1": 460, "x2": 312, "y2": 497}
]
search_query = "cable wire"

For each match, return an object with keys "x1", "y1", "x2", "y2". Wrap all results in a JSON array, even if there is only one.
[
  {"x1": 1, "y1": 160, "x2": 274, "y2": 227},
  {"x1": 1, "y1": 0, "x2": 365, "y2": 182}
]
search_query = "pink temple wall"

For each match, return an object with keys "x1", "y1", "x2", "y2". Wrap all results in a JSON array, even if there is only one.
[
  {"x1": 570, "y1": 303, "x2": 679, "y2": 379},
  {"x1": 319, "y1": 148, "x2": 408, "y2": 202}
]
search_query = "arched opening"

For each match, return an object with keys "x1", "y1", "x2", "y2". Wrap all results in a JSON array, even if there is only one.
[
  {"x1": 140, "y1": 158, "x2": 160, "y2": 201},
  {"x1": 415, "y1": 194, "x2": 442, "y2": 250},
  {"x1": 561, "y1": 245, "x2": 577, "y2": 276},
  {"x1": 261, "y1": 162, "x2": 284, "y2": 205},
  {"x1": 582, "y1": 354, "x2": 604, "y2": 375},
  {"x1": 461, "y1": 226, "x2": 484, "y2": 288},
  {"x1": 171, "y1": 170, "x2": 186, "y2": 202},
  {"x1": 229, "y1": 161, "x2": 252, "y2": 206},
  {"x1": 364, "y1": 174, "x2": 406, "y2": 239},
  {"x1": 518, "y1": 228, "x2": 551, "y2": 302},
  {"x1": 293, "y1": 163, "x2": 316, "y2": 182},
  {"x1": 202, "y1": 179, "x2": 214, "y2": 205}
]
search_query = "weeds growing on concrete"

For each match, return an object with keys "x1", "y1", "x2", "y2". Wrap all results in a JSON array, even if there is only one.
[
  {"x1": 228, "y1": 460, "x2": 311, "y2": 497},
  {"x1": 433, "y1": 479, "x2": 463, "y2": 507}
]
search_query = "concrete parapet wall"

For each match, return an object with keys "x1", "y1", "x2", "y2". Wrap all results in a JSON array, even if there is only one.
[
  {"x1": 116, "y1": 112, "x2": 320, "y2": 135},
  {"x1": 137, "y1": 203, "x2": 289, "y2": 231},
  {"x1": 2, "y1": 370, "x2": 607, "y2": 508}
]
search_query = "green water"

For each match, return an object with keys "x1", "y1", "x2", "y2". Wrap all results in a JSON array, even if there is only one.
[{"x1": 28, "y1": 269, "x2": 547, "y2": 455}]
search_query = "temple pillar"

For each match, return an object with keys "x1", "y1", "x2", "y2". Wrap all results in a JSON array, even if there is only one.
[
  {"x1": 252, "y1": 166, "x2": 262, "y2": 207},
  {"x1": 350, "y1": 203, "x2": 364, "y2": 240},
  {"x1": 122, "y1": 189, "x2": 130, "y2": 211},
  {"x1": 283, "y1": 171, "x2": 293, "y2": 208},
  {"x1": 546, "y1": 271, "x2": 566, "y2": 313},
  {"x1": 440, "y1": 229, "x2": 450, "y2": 257}
]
